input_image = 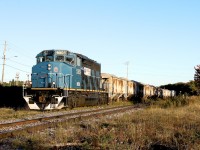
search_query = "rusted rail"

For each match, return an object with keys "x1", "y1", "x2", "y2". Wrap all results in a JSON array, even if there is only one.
[{"x1": 0, "y1": 105, "x2": 141, "y2": 139}]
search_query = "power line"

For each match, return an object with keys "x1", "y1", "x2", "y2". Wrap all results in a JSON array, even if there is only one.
[
  {"x1": 0, "y1": 64, "x2": 31, "y2": 73},
  {"x1": 7, "y1": 59, "x2": 32, "y2": 67},
  {"x1": 0, "y1": 41, "x2": 32, "y2": 82},
  {"x1": 8, "y1": 41, "x2": 34, "y2": 60}
]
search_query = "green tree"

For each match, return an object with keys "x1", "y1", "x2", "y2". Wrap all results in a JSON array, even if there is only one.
[
  {"x1": 194, "y1": 65, "x2": 200, "y2": 95},
  {"x1": 160, "y1": 81, "x2": 198, "y2": 96}
]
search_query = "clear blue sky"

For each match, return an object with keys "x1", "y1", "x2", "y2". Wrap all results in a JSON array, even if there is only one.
[{"x1": 0, "y1": 0, "x2": 199, "y2": 86}]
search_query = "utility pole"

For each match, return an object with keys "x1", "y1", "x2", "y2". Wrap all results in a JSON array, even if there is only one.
[
  {"x1": 26, "y1": 74, "x2": 29, "y2": 85},
  {"x1": 124, "y1": 61, "x2": 129, "y2": 99},
  {"x1": 1, "y1": 41, "x2": 7, "y2": 84},
  {"x1": 15, "y1": 72, "x2": 19, "y2": 86},
  {"x1": 126, "y1": 61, "x2": 129, "y2": 80},
  {"x1": 27, "y1": 74, "x2": 29, "y2": 82}
]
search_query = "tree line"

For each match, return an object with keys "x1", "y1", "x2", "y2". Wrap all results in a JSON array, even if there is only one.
[{"x1": 160, "y1": 65, "x2": 200, "y2": 96}]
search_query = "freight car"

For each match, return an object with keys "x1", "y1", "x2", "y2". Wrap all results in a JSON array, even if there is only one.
[
  {"x1": 155, "y1": 88, "x2": 176, "y2": 98},
  {"x1": 23, "y1": 49, "x2": 108, "y2": 110},
  {"x1": 101, "y1": 73, "x2": 134, "y2": 102},
  {"x1": 131, "y1": 81, "x2": 176, "y2": 100},
  {"x1": 143, "y1": 84, "x2": 157, "y2": 98}
]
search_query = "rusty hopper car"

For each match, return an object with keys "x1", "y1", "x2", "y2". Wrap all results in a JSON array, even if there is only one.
[
  {"x1": 23, "y1": 49, "x2": 108, "y2": 110},
  {"x1": 162, "y1": 89, "x2": 172, "y2": 98},
  {"x1": 101, "y1": 73, "x2": 134, "y2": 102},
  {"x1": 143, "y1": 84, "x2": 156, "y2": 98}
]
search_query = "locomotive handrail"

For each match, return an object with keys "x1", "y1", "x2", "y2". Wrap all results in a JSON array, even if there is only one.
[
  {"x1": 25, "y1": 95, "x2": 33, "y2": 97},
  {"x1": 64, "y1": 74, "x2": 72, "y2": 86},
  {"x1": 63, "y1": 74, "x2": 72, "y2": 97},
  {"x1": 48, "y1": 73, "x2": 56, "y2": 88},
  {"x1": 56, "y1": 73, "x2": 65, "y2": 88},
  {"x1": 52, "y1": 95, "x2": 60, "y2": 97}
]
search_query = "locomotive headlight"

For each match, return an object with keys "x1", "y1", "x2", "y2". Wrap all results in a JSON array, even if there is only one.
[
  {"x1": 52, "y1": 81, "x2": 56, "y2": 88},
  {"x1": 47, "y1": 64, "x2": 51, "y2": 70},
  {"x1": 30, "y1": 81, "x2": 32, "y2": 85}
]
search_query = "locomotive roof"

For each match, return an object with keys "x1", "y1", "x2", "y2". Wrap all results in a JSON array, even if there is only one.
[
  {"x1": 75, "y1": 52, "x2": 99, "y2": 64},
  {"x1": 101, "y1": 73, "x2": 129, "y2": 81},
  {"x1": 37, "y1": 49, "x2": 100, "y2": 64}
]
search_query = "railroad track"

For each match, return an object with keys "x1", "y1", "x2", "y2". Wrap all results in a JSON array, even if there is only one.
[{"x1": 0, "y1": 105, "x2": 142, "y2": 139}]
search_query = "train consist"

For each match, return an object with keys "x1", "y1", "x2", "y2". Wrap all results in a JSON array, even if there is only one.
[
  {"x1": 23, "y1": 49, "x2": 175, "y2": 110},
  {"x1": 101, "y1": 73, "x2": 176, "y2": 102}
]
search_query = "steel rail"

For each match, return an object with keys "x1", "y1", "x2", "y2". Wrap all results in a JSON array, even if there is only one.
[{"x1": 0, "y1": 105, "x2": 141, "y2": 139}]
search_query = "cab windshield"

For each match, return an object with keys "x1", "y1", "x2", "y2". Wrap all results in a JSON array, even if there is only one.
[
  {"x1": 55, "y1": 55, "x2": 64, "y2": 61},
  {"x1": 36, "y1": 50, "x2": 75, "y2": 65}
]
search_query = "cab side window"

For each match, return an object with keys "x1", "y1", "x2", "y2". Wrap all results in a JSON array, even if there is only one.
[
  {"x1": 77, "y1": 57, "x2": 81, "y2": 66},
  {"x1": 37, "y1": 57, "x2": 44, "y2": 63}
]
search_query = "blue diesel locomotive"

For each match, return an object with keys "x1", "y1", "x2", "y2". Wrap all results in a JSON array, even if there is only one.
[{"x1": 23, "y1": 49, "x2": 108, "y2": 110}]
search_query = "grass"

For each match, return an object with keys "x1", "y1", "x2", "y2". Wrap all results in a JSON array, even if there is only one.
[
  {"x1": 1, "y1": 96, "x2": 200, "y2": 149},
  {"x1": 144, "y1": 95, "x2": 193, "y2": 108},
  {"x1": 0, "y1": 101, "x2": 132, "y2": 121},
  {"x1": 0, "y1": 108, "x2": 41, "y2": 120}
]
